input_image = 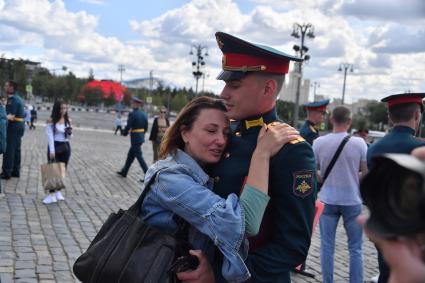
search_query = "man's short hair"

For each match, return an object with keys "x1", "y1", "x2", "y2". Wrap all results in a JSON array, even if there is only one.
[
  {"x1": 332, "y1": 106, "x2": 351, "y2": 124},
  {"x1": 388, "y1": 103, "x2": 420, "y2": 123},
  {"x1": 253, "y1": 72, "x2": 285, "y2": 97},
  {"x1": 7, "y1": 80, "x2": 17, "y2": 91}
]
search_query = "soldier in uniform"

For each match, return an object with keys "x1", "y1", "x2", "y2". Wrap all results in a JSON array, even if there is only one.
[
  {"x1": 0, "y1": 95, "x2": 7, "y2": 195},
  {"x1": 299, "y1": 99, "x2": 329, "y2": 145},
  {"x1": 1, "y1": 80, "x2": 25, "y2": 180},
  {"x1": 179, "y1": 32, "x2": 316, "y2": 283},
  {"x1": 367, "y1": 92, "x2": 425, "y2": 283},
  {"x1": 117, "y1": 96, "x2": 149, "y2": 180}
]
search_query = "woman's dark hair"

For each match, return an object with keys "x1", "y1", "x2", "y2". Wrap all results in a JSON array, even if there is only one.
[
  {"x1": 51, "y1": 100, "x2": 70, "y2": 133},
  {"x1": 159, "y1": 96, "x2": 227, "y2": 159}
]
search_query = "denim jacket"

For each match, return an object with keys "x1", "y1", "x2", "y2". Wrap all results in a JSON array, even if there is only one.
[{"x1": 140, "y1": 149, "x2": 250, "y2": 283}]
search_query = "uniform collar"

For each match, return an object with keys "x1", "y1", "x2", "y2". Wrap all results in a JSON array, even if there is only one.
[
  {"x1": 391, "y1": 125, "x2": 416, "y2": 136},
  {"x1": 237, "y1": 108, "x2": 278, "y2": 133},
  {"x1": 173, "y1": 149, "x2": 210, "y2": 185},
  {"x1": 306, "y1": 120, "x2": 318, "y2": 129}
]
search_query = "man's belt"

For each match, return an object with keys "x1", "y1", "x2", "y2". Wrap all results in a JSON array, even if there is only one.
[
  {"x1": 13, "y1": 117, "x2": 24, "y2": 122},
  {"x1": 130, "y1": 129, "x2": 145, "y2": 133}
]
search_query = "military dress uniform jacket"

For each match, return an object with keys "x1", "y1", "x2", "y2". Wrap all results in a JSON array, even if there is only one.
[
  {"x1": 367, "y1": 125, "x2": 425, "y2": 169},
  {"x1": 211, "y1": 109, "x2": 317, "y2": 283},
  {"x1": 122, "y1": 108, "x2": 148, "y2": 144},
  {"x1": 299, "y1": 120, "x2": 319, "y2": 146},
  {"x1": 6, "y1": 95, "x2": 25, "y2": 129},
  {"x1": 0, "y1": 105, "x2": 7, "y2": 154}
]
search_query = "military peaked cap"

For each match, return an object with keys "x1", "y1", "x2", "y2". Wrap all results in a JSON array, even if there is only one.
[{"x1": 215, "y1": 31, "x2": 302, "y2": 81}]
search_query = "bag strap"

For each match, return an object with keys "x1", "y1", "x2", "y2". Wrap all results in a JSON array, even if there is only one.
[
  {"x1": 321, "y1": 135, "x2": 351, "y2": 185},
  {"x1": 128, "y1": 171, "x2": 160, "y2": 215},
  {"x1": 128, "y1": 169, "x2": 190, "y2": 239}
]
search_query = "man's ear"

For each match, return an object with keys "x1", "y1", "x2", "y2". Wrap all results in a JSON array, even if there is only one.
[
  {"x1": 264, "y1": 79, "x2": 277, "y2": 97},
  {"x1": 415, "y1": 109, "x2": 421, "y2": 122}
]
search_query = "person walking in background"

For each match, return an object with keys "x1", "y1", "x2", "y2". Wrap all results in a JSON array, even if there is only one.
[
  {"x1": 1, "y1": 80, "x2": 25, "y2": 180},
  {"x1": 24, "y1": 106, "x2": 31, "y2": 129},
  {"x1": 30, "y1": 106, "x2": 37, "y2": 130},
  {"x1": 114, "y1": 114, "x2": 123, "y2": 135},
  {"x1": 300, "y1": 99, "x2": 329, "y2": 145},
  {"x1": 117, "y1": 96, "x2": 149, "y2": 181},
  {"x1": 149, "y1": 106, "x2": 170, "y2": 162},
  {"x1": 43, "y1": 100, "x2": 72, "y2": 204},
  {"x1": 0, "y1": 95, "x2": 7, "y2": 196},
  {"x1": 313, "y1": 106, "x2": 368, "y2": 283}
]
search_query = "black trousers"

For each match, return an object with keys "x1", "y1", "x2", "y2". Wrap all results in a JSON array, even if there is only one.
[
  {"x1": 115, "y1": 126, "x2": 122, "y2": 135},
  {"x1": 2, "y1": 125, "x2": 24, "y2": 176},
  {"x1": 121, "y1": 142, "x2": 148, "y2": 175}
]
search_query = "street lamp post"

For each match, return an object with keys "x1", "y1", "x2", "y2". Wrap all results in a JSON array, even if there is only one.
[
  {"x1": 118, "y1": 64, "x2": 125, "y2": 109},
  {"x1": 189, "y1": 45, "x2": 208, "y2": 95},
  {"x1": 202, "y1": 72, "x2": 209, "y2": 93},
  {"x1": 291, "y1": 23, "x2": 315, "y2": 127},
  {"x1": 338, "y1": 63, "x2": 353, "y2": 105}
]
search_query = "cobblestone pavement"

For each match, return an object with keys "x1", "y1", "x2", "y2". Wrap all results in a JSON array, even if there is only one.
[{"x1": 0, "y1": 115, "x2": 378, "y2": 282}]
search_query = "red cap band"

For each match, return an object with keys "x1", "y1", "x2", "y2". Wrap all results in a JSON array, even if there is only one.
[
  {"x1": 387, "y1": 97, "x2": 423, "y2": 108},
  {"x1": 223, "y1": 53, "x2": 290, "y2": 74}
]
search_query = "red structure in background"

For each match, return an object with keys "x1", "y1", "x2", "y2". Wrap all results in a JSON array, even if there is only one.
[{"x1": 82, "y1": 80, "x2": 127, "y2": 102}]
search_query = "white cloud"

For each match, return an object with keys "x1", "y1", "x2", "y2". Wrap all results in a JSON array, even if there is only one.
[
  {"x1": 0, "y1": 0, "x2": 423, "y2": 100},
  {"x1": 340, "y1": 0, "x2": 425, "y2": 22}
]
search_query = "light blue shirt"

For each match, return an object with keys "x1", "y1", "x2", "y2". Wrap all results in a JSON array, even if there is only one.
[{"x1": 140, "y1": 149, "x2": 250, "y2": 283}]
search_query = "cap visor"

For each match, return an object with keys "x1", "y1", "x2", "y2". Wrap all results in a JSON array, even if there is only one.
[{"x1": 216, "y1": 70, "x2": 247, "y2": 81}]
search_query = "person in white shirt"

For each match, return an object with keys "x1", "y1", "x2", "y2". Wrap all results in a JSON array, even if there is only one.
[
  {"x1": 313, "y1": 106, "x2": 368, "y2": 283},
  {"x1": 114, "y1": 114, "x2": 123, "y2": 135},
  {"x1": 43, "y1": 100, "x2": 72, "y2": 204}
]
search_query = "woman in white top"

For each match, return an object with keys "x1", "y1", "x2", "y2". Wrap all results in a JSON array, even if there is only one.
[{"x1": 43, "y1": 100, "x2": 72, "y2": 204}]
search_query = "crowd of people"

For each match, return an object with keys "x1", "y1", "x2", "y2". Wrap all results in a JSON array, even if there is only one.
[{"x1": 0, "y1": 29, "x2": 424, "y2": 283}]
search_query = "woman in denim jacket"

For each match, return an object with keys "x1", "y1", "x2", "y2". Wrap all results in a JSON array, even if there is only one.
[{"x1": 141, "y1": 97, "x2": 299, "y2": 282}]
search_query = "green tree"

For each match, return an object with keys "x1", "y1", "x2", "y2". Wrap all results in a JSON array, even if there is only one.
[
  {"x1": 366, "y1": 101, "x2": 387, "y2": 130},
  {"x1": 81, "y1": 86, "x2": 103, "y2": 106},
  {"x1": 122, "y1": 89, "x2": 133, "y2": 106},
  {"x1": 170, "y1": 92, "x2": 189, "y2": 112},
  {"x1": 103, "y1": 89, "x2": 116, "y2": 107}
]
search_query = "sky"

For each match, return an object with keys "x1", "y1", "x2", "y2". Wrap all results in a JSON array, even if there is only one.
[{"x1": 0, "y1": 0, "x2": 424, "y2": 103}]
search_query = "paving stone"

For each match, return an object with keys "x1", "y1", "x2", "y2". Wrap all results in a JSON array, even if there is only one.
[
  {"x1": 0, "y1": 259, "x2": 14, "y2": 267},
  {"x1": 0, "y1": 273, "x2": 14, "y2": 283},
  {"x1": 15, "y1": 261, "x2": 36, "y2": 269},
  {"x1": 14, "y1": 269, "x2": 36, "y2": 278}
]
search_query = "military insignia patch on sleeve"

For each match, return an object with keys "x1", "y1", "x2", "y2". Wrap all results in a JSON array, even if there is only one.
[{"x1": 293, "y1": 170, "x2": 314, "y2": 198}]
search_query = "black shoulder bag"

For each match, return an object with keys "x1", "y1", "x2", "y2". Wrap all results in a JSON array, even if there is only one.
[
  {"x1": 318, "y1": 135, "x2": 351, "y2": 190},
  {"x1": 73, "y1": 172, "x2": 190, "y2": 283}
]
